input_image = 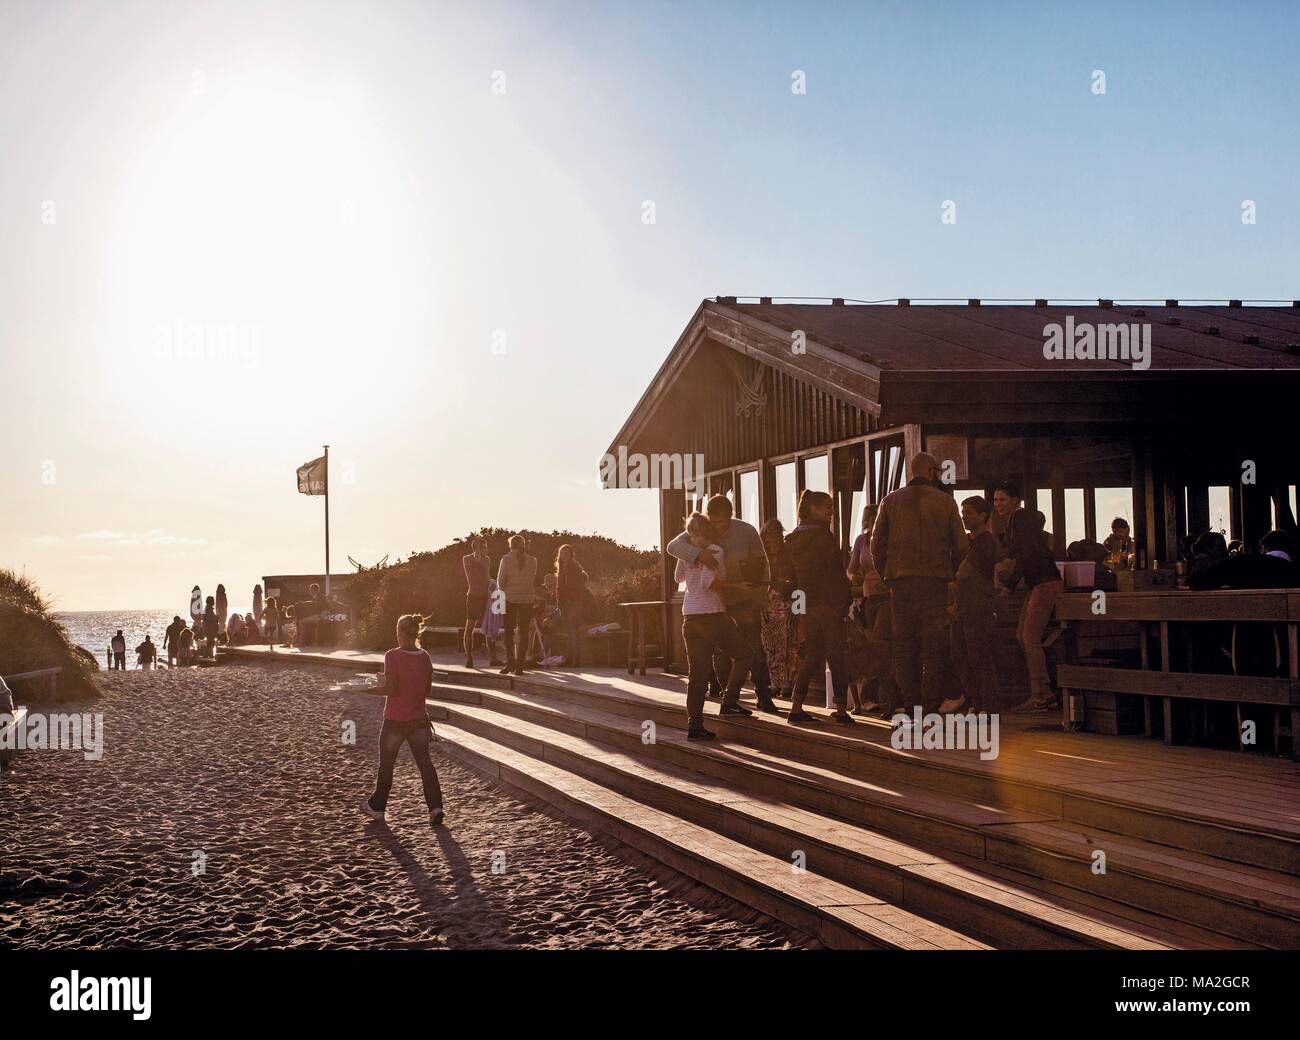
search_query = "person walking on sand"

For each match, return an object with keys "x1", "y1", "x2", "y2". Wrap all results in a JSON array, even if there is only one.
[
  {"x1": 135, "y1": 634, "x2": 157, "y2": 669},
  {"x1": 163, "y1": 615, "x2": 185, "y2": 667},
  {"x1": 360, "y1": 614, "x2": 446, "y2": 828},
  {"x1": 462, "y1": 536, "x2": 490, "y2": 668},
  {"x1": 497, "y1": 534, "x2": 539, "y2": 676},
  {"x1": 110, "y1": 630, "x2": 127, "y2": 670}
]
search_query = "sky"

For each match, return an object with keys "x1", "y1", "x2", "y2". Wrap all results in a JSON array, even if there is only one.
[{"x1": 2, "y1": 0, "x2": 1297, "y2": 611}]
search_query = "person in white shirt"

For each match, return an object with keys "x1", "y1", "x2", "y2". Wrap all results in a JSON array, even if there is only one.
[{"x1": 675, "y1": 513, "x2": 753, "y2": 740}]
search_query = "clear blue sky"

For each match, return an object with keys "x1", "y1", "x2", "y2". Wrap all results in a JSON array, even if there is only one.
[{"x1": 2, "y1": 0, "x2": 1296, "y2": 609}]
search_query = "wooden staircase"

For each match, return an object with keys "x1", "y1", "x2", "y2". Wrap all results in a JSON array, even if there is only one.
[{"x1": 423, "y1": 667, "x2": 1300, "y2": 951}]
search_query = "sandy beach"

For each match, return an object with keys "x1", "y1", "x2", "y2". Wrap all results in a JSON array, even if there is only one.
[{"x1": 0, "y1": 662, "x2": 815, "y2": 950}]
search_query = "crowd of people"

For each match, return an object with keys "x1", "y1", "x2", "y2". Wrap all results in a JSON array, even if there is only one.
[
  {"x1": 459, "y1": 536, "x2": 597, "y2": 674},
  {"x1": 105, "y1": 582, "x2": 302, "y2": 670},
  {"x1": 665, "y1": 454, "x2": 1300, "y2": 739}
]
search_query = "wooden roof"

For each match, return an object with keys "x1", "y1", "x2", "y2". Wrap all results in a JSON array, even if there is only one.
[
  {"x1": 605, "y1": 300, "x2": 1300, "y2": 457},
  {"x1": 729, "y1": 301, "x2": 1300, "y2": 372}
]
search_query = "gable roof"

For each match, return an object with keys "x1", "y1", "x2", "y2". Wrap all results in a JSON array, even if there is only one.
[{"x1": 605, "y1": 299, "x2": 1300, "y2": 461}]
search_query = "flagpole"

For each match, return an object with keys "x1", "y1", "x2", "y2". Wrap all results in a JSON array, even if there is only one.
[{"x1": 323, "y1": 444, "x2": 331, "y2": 597}]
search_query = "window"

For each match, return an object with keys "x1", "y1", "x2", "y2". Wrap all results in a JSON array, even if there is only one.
[
  {"x1": 1094, "y1": 487, "x2": 1133, "y2": 544},
  {"x1": 738, "y1": 470, "x2": 759, "y2": 525},
  {"x1": 803, "y1": 454, "x2": 829, "y2": 495},
  {"x1": 1064, "y1": 487, "x2": 1085, "y2": 546},
  {"x1": 1208, "y1": 486, "x2": 1231, "y2": 537},
  {"x1": 775, "y1": 462, "x2": 797, "y2": 532}
]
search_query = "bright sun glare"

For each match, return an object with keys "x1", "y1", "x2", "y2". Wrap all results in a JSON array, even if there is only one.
[{"x1": 95, "y1": 71, "x2": 416, "y2": 429}]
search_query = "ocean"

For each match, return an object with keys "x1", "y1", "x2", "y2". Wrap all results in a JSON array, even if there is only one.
[{"x1": 56, "y1": 610, "x2": 182, "y2": 663}]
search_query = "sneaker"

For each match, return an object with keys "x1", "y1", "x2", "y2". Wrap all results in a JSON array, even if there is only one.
[
  {"x1": 756, "y1": 696, "x2": 781, "y2": 715},
  {"x1": 1011, "y1": 697, "x2": 1049, "y2": 713},
  {"x1": 686, "y1": 727, "x2": 717, "y2": 741},
  {"x1": 831, "y1": 710, "x2": 855, "y2": 725},
  {"x1": 719, "y1": 703, "x2": 752, "y2": 716},
  {"x1": 499, "y1": 665, "x2": 513, "y2": 676},
  {"x1": 937, "y1": 696, "x2": 968, "y2": 714},
  {"x1": 787, "y1": 710, "x2": 816, "y2": 724},
  {"x1": 429, "y1": 807, "x2": 445, "y2": 828},
  {"x1": 359, "y1": 798, "x2": 384, "y2": 820}
]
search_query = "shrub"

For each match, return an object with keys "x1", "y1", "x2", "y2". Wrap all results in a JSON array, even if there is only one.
[
  {"x1": 347, "y1": 528, "x2": 658, "y2": 651},
  {"x1": 0, "y1": 569, "x2": 100, "y2": 701}
]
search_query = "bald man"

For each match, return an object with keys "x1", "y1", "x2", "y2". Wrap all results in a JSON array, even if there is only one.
[{"x1": 869, "y1": 451, "x2": 968, "y2": 716}]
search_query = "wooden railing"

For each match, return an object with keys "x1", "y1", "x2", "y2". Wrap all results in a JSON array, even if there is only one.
[
  {"x1": 0, "y1": 668, "x2": 55, "y2": 770},
  {"x1": 1056, "y1": 589, "x2": 1300, "y2": 758}
]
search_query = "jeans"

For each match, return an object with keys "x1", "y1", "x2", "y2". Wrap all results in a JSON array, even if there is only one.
[
  {"x1": 504, "y1": 602, "x2": 535, "y2": 668},
  {"x1": 792, "y1": 605, "x2": 849, "y2": 711},
  {"x1": 1018, "y1": 580, "x2": 1063, "y2": 698},
  {"x1": 683, "y1": 613, "x2": 751, "y2": 730},
  {"x1": 369, "y1": 717, "x2": 444, "y2": 812},
  {"x1": 562, "y1": 606, "x2": 583, "y2": 666},
  {"x1": 888, "y1": 577, "x2": 950, "y2": 712},
  {"x1": 711, "y1": 601, "x2": 771, "y2": 699},
  {"x1": 951, "y1": 593, "x2": 998, "y2": 711}
]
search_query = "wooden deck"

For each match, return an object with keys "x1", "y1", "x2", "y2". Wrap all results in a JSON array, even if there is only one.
[{"x1": 229, "y1": 644, "x2": 1300, "y2": 948}]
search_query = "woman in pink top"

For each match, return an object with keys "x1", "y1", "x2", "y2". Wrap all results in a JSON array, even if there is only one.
[
  {"x1": 675, "y1": 513, "x2": 753, "y2": 741},
  {"x1": 360, "y1": 614, "x2": 445, "y2": 828}
]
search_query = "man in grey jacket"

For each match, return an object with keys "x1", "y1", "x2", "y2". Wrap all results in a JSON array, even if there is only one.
[
  {"x1": 667, "y1": 495, "x2": 778, "y2": 713},
  {"x1": 870, "y1": 452, "x2": 968, "y2": 716}
]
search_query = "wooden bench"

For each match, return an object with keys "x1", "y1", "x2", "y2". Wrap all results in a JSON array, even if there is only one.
[{"x1": 1056, "y1": 589, "x2": 1300, "y2": 758}]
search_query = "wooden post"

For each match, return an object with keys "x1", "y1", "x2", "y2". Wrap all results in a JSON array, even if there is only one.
[{"x1": 658, "y1": 486, "x2": 687, "y2": 672}]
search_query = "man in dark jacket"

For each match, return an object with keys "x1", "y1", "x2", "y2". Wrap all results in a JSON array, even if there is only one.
[
  {"x1": 163, "y1": 615, "x2": 185, "y2": 667},
  {"x1": 870, "y1": 452, "x2": 968, "y2": 716},
  {"x1": 785, "y1": 490, "x2": 854, "y2": 725}
]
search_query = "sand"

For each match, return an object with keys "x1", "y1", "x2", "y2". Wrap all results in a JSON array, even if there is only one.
[{"x1": 0, "y1": 662, "x2": 816, "y2": 949}]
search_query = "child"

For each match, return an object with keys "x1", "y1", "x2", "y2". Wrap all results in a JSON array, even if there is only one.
[
  {"x1": 675, "y1": 513, "x2": 753, "y2": 740},
  {"x1": 361, "y1": 614, "x2": 446, "y2": 828}
]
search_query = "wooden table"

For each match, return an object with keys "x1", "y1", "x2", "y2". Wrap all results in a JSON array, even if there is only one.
[
  {"x1": 1056, "y1": 588, "x2": 1300, "y2": 757},
  {"x1": 619, "y1": 600, "x2": 668, "y2": 676}
]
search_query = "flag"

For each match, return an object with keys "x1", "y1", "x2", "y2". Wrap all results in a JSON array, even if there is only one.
[{"x1": 297, "y1": 455, "x2": 327, "y2": 496}]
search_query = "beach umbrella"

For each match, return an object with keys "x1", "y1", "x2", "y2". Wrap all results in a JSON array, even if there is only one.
[
  {"x1": 253, "y1": 584, "x2": 263, "y2": 621},
  {"x1": 190, "y1": 586, "x2": 202, "y2": 621}
]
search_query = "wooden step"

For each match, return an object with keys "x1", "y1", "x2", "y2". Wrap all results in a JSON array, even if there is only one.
[
  {"x1": 433, "y1": 699, "x2": 1255, "y2": 949},
  {"x1": 433, "y1": 723, "x2": 991, "y2": 950},
  {"x1": 430, "y1": 677, "x2": 1299, "y2": 945},
  {"x1": 436, "y1": 666, "x2": 1300, "y2": 876}
]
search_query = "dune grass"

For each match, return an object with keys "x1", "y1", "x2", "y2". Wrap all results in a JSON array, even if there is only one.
[{"x1": 0, "y1": 569, "x2": 100, "y2": 701}]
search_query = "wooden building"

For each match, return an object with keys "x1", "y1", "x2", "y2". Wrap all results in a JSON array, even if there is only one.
[{"x1": 603, "y1": 298, "x2": 1300, "y2": 746}]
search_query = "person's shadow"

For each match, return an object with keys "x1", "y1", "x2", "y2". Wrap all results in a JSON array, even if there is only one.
[{"x1": 363, "y1": 819, "x2": 516, "y2": 949}]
